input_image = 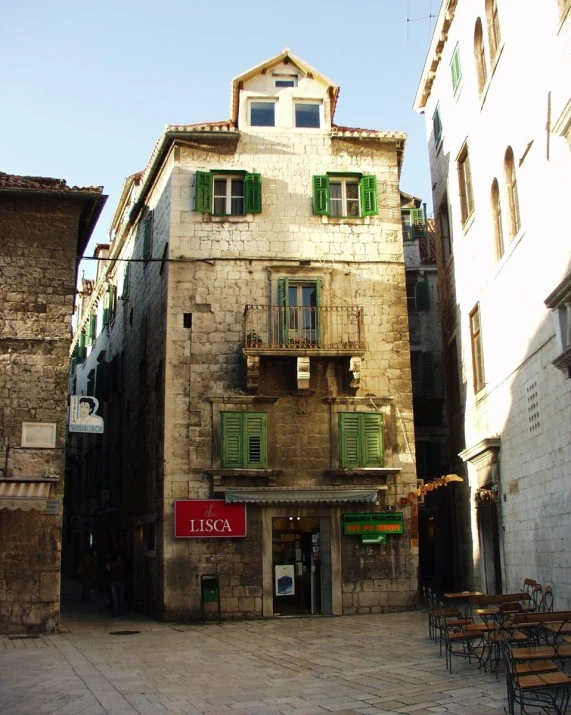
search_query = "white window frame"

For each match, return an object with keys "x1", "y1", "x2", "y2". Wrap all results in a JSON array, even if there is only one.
[
  {"x1": 294, "y1": 101, "x2": 322, "y2": 129},
  {"x1": 329, "y1": 177, "x2": 360, "y2": 217},
  {"x1": 273, "y1": 73, "x2": 298, "y2": 88},
  {"x1": 212, "y1": 175, "x2": 246, "y2": 216},
  {"x1": 249, "y1": 99, "x2": 277, "y2": 128}
]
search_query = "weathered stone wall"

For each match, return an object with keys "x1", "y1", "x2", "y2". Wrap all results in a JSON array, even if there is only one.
[
  {"x1": 0, "y1": 194, "x2": 81, "y2": 632},
  {"x1": 158, "y1": 130, "x2": 418, "y2": 619}
]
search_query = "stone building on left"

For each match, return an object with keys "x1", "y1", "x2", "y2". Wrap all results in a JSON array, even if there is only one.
[{"x1": 0, "y1": 172, "x2": 106, "y2": 633}]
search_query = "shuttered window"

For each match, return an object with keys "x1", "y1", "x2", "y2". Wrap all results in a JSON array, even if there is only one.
[
  {"x1": 142, "y1": 212, "x2": 153, "y2": 259},
  {"x1": 339, "y1": 413, "x2": 384, "y2": 468},
  {"x1": 312, "y1": 174, "x2": 378, "y2": 217},
  {"x1": 86, "y1": 312, "x2": 96, "y2": 346},
  {"x1": 221, "y1": 412, "x2": 267, "y2": 469},
  {"x1": 450, "y1": 44, "x2": 463, "y2": 94},
  {"x1": 195, "y1": 171, "x2": 262, "y2": 215},
  {"x1": 102, "y1": 285, "x2": 116, "y2": 325}
]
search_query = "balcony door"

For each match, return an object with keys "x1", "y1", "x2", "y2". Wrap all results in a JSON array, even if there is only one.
[{"x1": 278, "y1": 278, "x2": 321, "y2": 346}]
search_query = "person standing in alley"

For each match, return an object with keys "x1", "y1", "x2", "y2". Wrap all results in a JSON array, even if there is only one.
[
  {"x1": 107, "y1": 550, "x2": 127, "y2": 617},
  {"x1": 77, "y1": 547, "x2": 97, "y2": 603}
]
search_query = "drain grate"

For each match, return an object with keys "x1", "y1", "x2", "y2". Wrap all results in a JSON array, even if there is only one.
[
  {"x1": 109, "y1": 630, "x2": 141, "y2": 636},
  {"x1": 8, "y1": 635, "x2": 40, "y2": 640}
]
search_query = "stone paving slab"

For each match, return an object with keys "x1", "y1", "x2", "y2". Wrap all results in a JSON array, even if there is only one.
[{"x1": 0, "y1": 578, "x2": 562, "y2": 715}]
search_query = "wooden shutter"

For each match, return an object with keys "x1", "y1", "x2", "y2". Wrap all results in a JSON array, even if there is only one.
[
  {"x1": 278, "y1": 277, "x2": 289, "y2": 345},
  {"x1": 451, "y1": 46, "x2": 462, "y2": 91},
  {"x1": 143, "y1": 212, "x2": 153, "y2": 258},
  {"x1": 244, "y1": 173, "x2": 262, "y2": 214},
  {"x1": 410, "y1": 208, "x2": 425, "y2": 239},
  {"x1": 103, "y1": 287, "x2": 111, "y2": 325},
  {"x1": 109, "y1": 284, "x2": 117, "y2": 320},
  {"x1": 362, "y1": 413, "x2": 384, "y2": 467},
  {"x1": 339, "y1": 413, "x2": 361, "y2": 467},
  {"x1": 195, "y1": 171, "x2": 213, "y2": 213},
  {"x1": 312, "y1": 175, "x2": 329, "y2": 215},
  {"x1": 221, "y1": 412, "x2": 243, "y2": 468},
  {"x1": 78, "y1": 331, "x2": 86, "y2": 362},
  {"x1": 87, "y1": 313, "x2": 96, "y2": 346},
  {"x1": 415, "y1": 280, "x2": 430, "y2": 310},
  {"x1": 360, "y1": 175, "x2": 379, "y2": 216},
  {"x1": 244, "y1": 413, "x2": 267, "y2": 468},
  {"x1": 122, "y1": 263, "x2": 130, "y2": 299},
  {"x1": 421, "y1": 352, "x2": 434, "y2": 395}
]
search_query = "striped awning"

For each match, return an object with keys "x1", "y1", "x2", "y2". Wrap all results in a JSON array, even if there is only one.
[
  {"x1": 224, "y1": 489, "x2": 379, "y2": 505},
  {"x1": 0, "y1": 481, "x2": 51, "y2": 511}
]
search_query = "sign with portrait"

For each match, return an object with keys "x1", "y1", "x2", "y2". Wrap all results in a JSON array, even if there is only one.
[{"x1": 69, "y1": 396, "x2": 104, "y2": 434}]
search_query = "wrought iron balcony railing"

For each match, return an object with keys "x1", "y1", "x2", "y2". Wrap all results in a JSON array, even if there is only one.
[{"x1": 244, "y1": 305, "x2": 365, "y2": 352}]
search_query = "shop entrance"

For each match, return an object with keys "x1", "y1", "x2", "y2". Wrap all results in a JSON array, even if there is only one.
[{"x1": 272, "y1": 516, "x2": 332, "y2": 616}]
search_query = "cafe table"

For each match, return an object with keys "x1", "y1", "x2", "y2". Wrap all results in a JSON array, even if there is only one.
[{"x1": 444, "y1": 591, "x2": 484, "y2": 599}]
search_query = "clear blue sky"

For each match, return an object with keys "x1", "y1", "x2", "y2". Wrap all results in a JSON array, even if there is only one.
[{"x1": 2, "y1": 0, "x2": 439, "y2": 277}]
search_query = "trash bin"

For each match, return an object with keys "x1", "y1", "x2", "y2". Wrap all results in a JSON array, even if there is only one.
[{"x1": 200, "y1": 574, "x2": 221, "y2": 624}]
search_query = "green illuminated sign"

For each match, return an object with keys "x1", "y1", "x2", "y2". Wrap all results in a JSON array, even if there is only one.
[{"x1": 343, "y1": 512, "x2": 404, "y2": 535}]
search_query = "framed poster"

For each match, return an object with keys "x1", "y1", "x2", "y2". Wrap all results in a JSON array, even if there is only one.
[{"x1": 275, "y1": 565, "x2": 295, "y2": 596}]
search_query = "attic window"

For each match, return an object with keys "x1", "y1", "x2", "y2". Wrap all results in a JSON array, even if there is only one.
[
  {"x1": 295, "y1": 102, "x2": 321, "y2": 129},
  {"x1": 273, "y1": 73, "x2": 298, "y2": 88},
  {"x1": 251, "y1": 100, "x2": 276, "y2": 127}
]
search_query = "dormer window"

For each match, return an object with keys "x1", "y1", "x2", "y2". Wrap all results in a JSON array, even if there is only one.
[
  {"x1": 295, "y1": 102, "x2": 321, "y2": 128},
  {"x1": 273, "y1": 73, "x2": 298, "y2": 88},
  {"x1": 250, "y1": 100, "x2": 276, "y2": 127}
]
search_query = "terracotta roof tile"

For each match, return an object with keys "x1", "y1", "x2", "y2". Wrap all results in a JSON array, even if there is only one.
[{"x1": 0, "y1": 171, "x2": 103, "y2": 194}]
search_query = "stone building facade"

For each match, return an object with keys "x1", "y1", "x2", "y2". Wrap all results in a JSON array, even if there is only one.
[
  {"x1": 67, "y1": 51, "x2": 420, "y2": 620},
  {"x1": 415, "y1": 1, "x2": 571, "y2": 603},
  {"x1": 0, "y1": 172, "x2": 106, "y2": 632}
]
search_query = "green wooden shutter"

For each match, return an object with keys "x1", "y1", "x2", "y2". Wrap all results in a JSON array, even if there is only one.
[
  {"x1": 78, "y1": 331, "x2": 86, "y2": 362},
  {"x1": 315, "y1": 279, "x2": 322, "y2": 345},
  {"x1": 244, "y1": 173, "x2": 262, "y2": 214},
  {"x1": 339, "y1": 413, "x2": 361, "y2": 467},
  {"x1": 422, "y1": 352, "x2": 434, "y2": 395},
  {"x1": 312, "y1": 175, "x2": 329, "y2": 216},
  {"x1": 410, "y1": 208, "x2": 425, "y2": 239},
  {"x1": 221, "y1": 412, "x2": 243, "y2": 467},
  {"x1": 103, "y1": 287, "x2": 111, "y2": 325},
  {"x1": 278, "y1": 277, "x2": 289, "y2": 345},
  {"x1": 109, "y1": 284, "x2": 116, "y2": 320},
  {"x1": 86, "y1": 313, "x2": 96, "y2": 346},
  {"x1": 143, "y1": 213, "x2": 153, "y2": 258},
  {"x1": 122, "y1": 263, "x2": 130, "y2": 299},
  {"x1": 195, "y1": 171, "x2": 212, "y2": 213},
  {"x1": 362, "y1": 413, "x2": 384, "y2": 467},
  {"x1": 451, "y1": 45, "x2": 462, "y2": 91},
  {"x1": 433, "y1": 104, "x2": 442, "y2": 145},
  {"x1": 415, "y1": 280, "x2": 430, "y2": 310},
  {"x1": 360, "y1": 175, "x2": 378, "y2": 216},
  {"x1": 244, "y1": 413, "x2": 267, "y2": 468}
]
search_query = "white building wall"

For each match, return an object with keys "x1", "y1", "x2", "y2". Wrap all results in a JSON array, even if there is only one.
[{"x1": 416, "y1": 0, "x2": 571, "y2": 604}]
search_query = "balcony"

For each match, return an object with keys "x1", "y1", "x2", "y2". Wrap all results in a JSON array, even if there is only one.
[
  {"x1": 243, "y1": 305, "x2": 366, "y2": 392},
  {"x1": 243, "y1": 305, "x2": 366, "y2": 355}
]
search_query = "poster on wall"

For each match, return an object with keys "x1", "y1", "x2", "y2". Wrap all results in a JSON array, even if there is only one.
[
  {"x1": 275, "y1": 565, "x2": 295, "y2": 596},
  {"x1": 69, "y1": 396, "x2": 104, "y2": 433}
]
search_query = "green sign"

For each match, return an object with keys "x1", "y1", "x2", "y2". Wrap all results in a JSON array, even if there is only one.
[{"x1": 343, "y1": 512, "x2": 404, "y2": 536}]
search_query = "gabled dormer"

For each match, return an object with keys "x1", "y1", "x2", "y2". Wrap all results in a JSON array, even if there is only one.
[{"x1": 231, "y1": 48, "x2": 339, "y2": 132}]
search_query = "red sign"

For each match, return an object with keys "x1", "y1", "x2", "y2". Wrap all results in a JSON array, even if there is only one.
[{"x1": 175, "y1": 500, "x2": 247, "y2": 538}]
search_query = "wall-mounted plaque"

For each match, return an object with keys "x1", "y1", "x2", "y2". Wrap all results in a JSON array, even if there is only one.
[{"x1": 21, "y1": 423, "x2": 57, "y2": 449}]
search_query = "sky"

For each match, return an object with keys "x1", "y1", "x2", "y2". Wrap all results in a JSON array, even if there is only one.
[{"x1": 1, "y1": 0, "x2": 440, "y2": 278}]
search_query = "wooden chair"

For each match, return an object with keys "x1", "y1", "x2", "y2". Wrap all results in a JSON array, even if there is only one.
[
  {"x1": 531, "y1": 584, "x2": 543, "y2": 612},
  {"x1": 542, "y1": 586, "x2": 554, "y2": 613},
  {"x1": 500, "y1": 631, "x2": 571, "y2": 715},
  {"x1": 439, "y1": 602, "x2": 486, "y2": 674},
  {"x1": 522, "y1": 578, "x2": 537, "y2": 598}
]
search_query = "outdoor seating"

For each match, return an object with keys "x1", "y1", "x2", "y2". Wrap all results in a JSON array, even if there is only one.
[
  {"x1": 500, "y1": 631, "x2": 571, "y2": 715},
  {"x1": 438, "y1": 601, "x2": 486, "y2": 674},
  {"x1": 522, "y1": 578, "x2": 537, "y2": 598},
  {"x1": 510, "y1": 611, "x2": 571, "y2": 650},
  {"x1": 426, "y1": 587, "x2": 461, "y2": 645},
  {"x1": 542, "y1": 586, "x2": 554, "y2": 613},
  {"x1": 531, "y1": 583, "x2": 543, "y2": 612}
]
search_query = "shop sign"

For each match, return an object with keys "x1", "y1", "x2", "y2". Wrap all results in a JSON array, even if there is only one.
[
  {"x1": 175, "y1": 500, "x2": 247, "y2": 538},
  {"x1": 343, "y1": 512, "x2": 404, "y2": 535}
]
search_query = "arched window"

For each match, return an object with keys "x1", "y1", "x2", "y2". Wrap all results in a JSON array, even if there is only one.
[
  {"x1": 486, "y1": 0, "x2": 501, "y2": 61},
  {"x1": 474, "y1": 19, "x2": 488, "y2": 95},
  {"x1": 504, "y1": 147, "x2": 521, "y2": 238},
  {"x1": 491, "y1": 179, "x2": 504, "y2": 259}
]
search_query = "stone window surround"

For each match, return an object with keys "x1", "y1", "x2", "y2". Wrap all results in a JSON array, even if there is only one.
[{"x1": 544, "y1": 271, "x2": 571, "y2": 378}]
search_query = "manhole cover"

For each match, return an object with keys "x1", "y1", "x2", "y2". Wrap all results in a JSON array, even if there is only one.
[{"x1": 109, "y1": 630, "x2": 141, "y2": 636}]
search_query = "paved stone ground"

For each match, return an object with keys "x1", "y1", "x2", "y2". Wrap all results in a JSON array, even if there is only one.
[{"x1": 0, "y1": 578, "x2": 517, "y2": 715}]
